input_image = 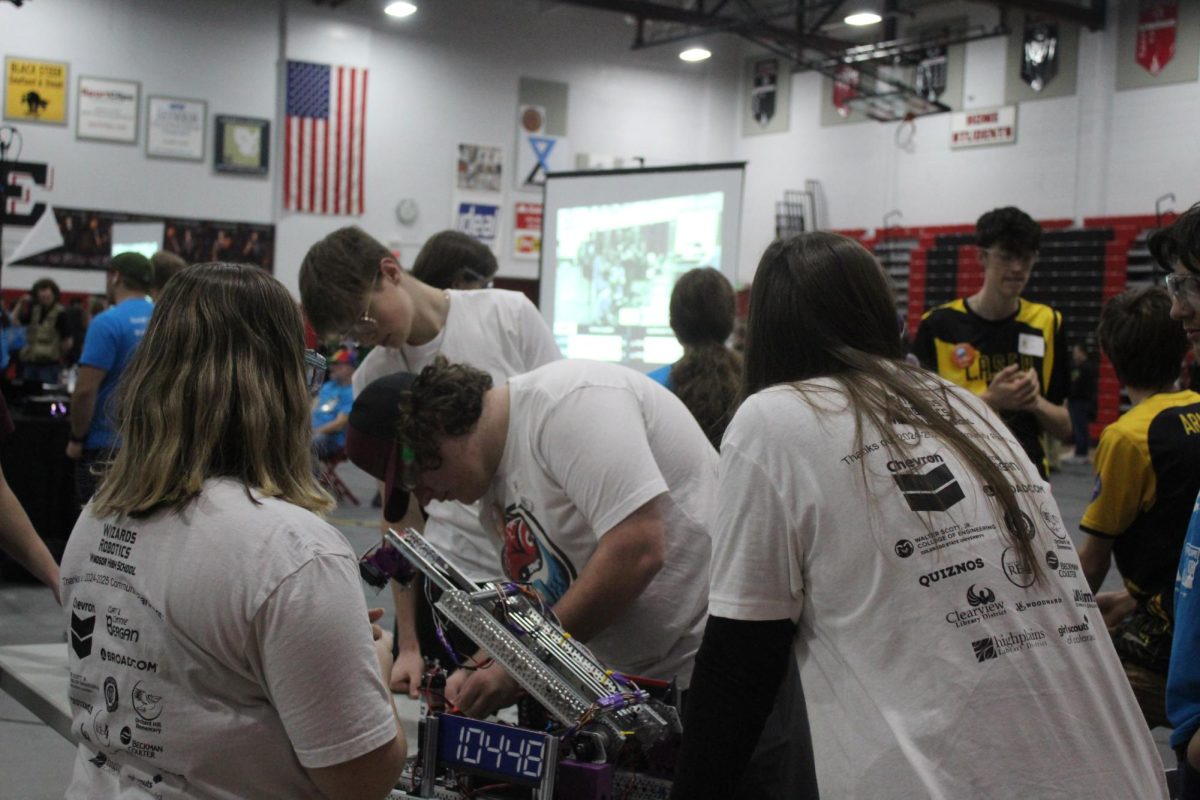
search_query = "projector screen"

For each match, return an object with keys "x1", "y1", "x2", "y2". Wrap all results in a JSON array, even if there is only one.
[
  {"x1": 110, "y1": 221, "x2": 164, "y2": 260},
  {"x1": 540, "y1": 163, "x2": 745, "y2": 370}
]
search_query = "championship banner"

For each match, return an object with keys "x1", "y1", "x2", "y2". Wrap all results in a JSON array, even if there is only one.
[
  {"x1": 1136, "y1": 0, "x2": 1178, "y2": 75},
  {"x1": 513, "y1": 202, "x2": 542, "y2": 260},
  {"x1": 750, "y1": 58, "x2": 778, "y2": 127},
  {"x1": 1021, "y1": 20, "x2": 1059, "y2": 92},
  {"x1": 832, "y1": 65, "x2": 860, "y2": 117},
  {"x1": 4, "y1": 57, "x2": 68, "y2": 125},
  {"x1": 916, "y1": 46, "x2": 948, "y2": 102}
]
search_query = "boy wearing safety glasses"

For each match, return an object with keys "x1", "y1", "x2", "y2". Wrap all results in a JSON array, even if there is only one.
[
  {"x1": 1154, "y1": 202, "x2": 1200, "y2": 800},
  {"x1": 299, "y1": 227, "x2": 561, "y2": 697}
]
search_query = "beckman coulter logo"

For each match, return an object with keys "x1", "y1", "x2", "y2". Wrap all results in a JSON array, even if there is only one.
[{"x1": 891, "y1": 459, "x2": 966, "y2": 512}]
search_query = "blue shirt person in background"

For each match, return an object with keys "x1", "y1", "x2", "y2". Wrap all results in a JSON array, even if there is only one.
[
  {"x1": 66, "y1": 252, "x2": 155, "y2": 505},
  {"x1": 1154, "y1": 202, "x2": 1200, "y2": 800},
  {"x1": 312, "y1": 347, "x2": 356, "y2": 459}
]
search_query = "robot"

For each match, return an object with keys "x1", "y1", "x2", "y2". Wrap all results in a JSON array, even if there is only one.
[{"x1": 359, "y1": 527, "x2": 681, "y2": 799}]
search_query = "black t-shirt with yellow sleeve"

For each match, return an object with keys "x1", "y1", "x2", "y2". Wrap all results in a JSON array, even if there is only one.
[
  {"x1": 1080, "y1": 391, "x2": 1200, "y2": 673},
  {"x1": 912, "y1": 297, "x2": 1069, "y2": 477}
]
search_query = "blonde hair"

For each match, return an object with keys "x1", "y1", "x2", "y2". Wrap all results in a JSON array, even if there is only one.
[{"x1": 90, "y1": 263, "x2": 332, "y2": 517}]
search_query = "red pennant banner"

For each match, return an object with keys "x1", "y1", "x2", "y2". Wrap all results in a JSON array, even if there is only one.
[{"x1": 1136, "y1": 0, "x2": 1178, "y2": 76}]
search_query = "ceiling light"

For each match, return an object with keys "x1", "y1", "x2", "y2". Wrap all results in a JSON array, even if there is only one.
[
  {"x1": 384, "y1": 1, "x2": 417, "y2": 18},
  {"x1": 679, "y1": 47, "x2": 712, "y2": 62},
  {"x1": 844, "y1": 11, "x2": 883, "y2": 26}
]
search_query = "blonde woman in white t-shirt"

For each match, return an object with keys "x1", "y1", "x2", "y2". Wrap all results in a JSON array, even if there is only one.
[
  {"x1": 61, "y1": 263, "x2": 405, "y2": 799},
  {"x1": 671, "y1": 232, "x2": 1168, "y2": 800}
]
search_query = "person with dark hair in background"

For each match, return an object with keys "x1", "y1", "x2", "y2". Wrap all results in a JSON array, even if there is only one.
[
  {"x1": 299, "y1": 226, "x2": 560, "y2": 696},
  {"x1": 1077, "y1": 285, "x2": 1200, "y2": 730},
  {"x1": 17, "y1": 277, "x2": 72, "y2": 385},
  {"x1": 912, "y1": 206, "x2": 1072, "y2": 478},
  {"x1": 60, "y1": 263, "x2": 405, "y2": 799},
  {"x1": 65, "y1": 252, "x2": 154, "y2": 504},
  {"x1": 647, "y1": 268, "x2": 741, "y2": 448},
  {"x1": 410, "y1": 229, "x2": 498, "y2": 290},
  {"x1": 1151, "y1": 201, "x2": 1200, "y2": 799},
  {"x1": 149, "y1": 249, "x2": 189, "y2": 301},
  {"x1": 1064, "y1": 341, "x2": 1098, "y2": 464},
  {"x1": 671, "y1": 232, "x2": 1167, "y2": 800}
]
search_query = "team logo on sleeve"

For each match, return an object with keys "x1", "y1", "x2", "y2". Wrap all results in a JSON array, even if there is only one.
[
  {"x1": 501, "y1": 504, "x2": 577, "y2": 605},
  {"x1": 1181, "y1": 543, "x2": 1200, "y2": 591},
  {"x1": 951, "y1": 343, "x2": 977, "y2": 369}
]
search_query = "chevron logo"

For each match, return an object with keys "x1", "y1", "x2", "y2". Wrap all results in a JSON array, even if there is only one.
[
  {"x1": 893, "y1": 463, "x2": 965, "y2": 512},
  {"x1": 70, "y1": 611, "x2": 96, "y2": 659}
]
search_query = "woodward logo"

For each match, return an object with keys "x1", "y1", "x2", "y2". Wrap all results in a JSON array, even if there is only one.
[
  {"x1": 895, "y1": 539, "x2": 915, "y2": 558},
  {"x1": 1001, "y1": 547, "x2": 1036, "y2": 588},
  {"x1": 1014, "y1": 596, "x2": 1063, "y2": 612},
  {"x1": 893, "y1": 462, "x2": 965, "y2": 512},
  {"x1": 70, "y1": 610, "x2": 96, "y2": 659},
  {"x1": 966, "y1": 584, "x2": 996, "y2": 606},
  {"x1": 971, "y1": 628, "x2": 1048, "y2": 663},
  {"x1": 918, "y1": 557, "x2": 984, "y2": 588}
]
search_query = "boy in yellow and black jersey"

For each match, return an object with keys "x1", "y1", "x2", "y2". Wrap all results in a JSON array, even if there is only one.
[
  {"x1": 913, "y1": 207, "x2": 1071, "y2": 478},
  {"x1": 1078, "y1": 285, "x2": 1200, "y2": 729}
]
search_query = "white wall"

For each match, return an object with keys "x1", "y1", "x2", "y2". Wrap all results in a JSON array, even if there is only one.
[
  {"x1": 732, "y1": 0, "x2": 1200, "y2": 283},
  {"x1": 0, "y1": 0, "x2": 738, "y2": 296},
  {"x1": 0, "y1": 0, "x2": 279, "y2": 293}
]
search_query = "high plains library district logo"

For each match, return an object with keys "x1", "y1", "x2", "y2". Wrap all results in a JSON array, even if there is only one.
[{"x1": 972, "y1": 627, "x2": 1048, "y2": 663}]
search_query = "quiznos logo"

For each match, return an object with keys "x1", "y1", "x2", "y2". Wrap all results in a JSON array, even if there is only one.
[{"x1": 918, "y1": 557, "x2": 984, "y2": 588}]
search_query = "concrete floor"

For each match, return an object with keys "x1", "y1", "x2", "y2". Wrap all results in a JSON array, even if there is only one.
[{"x1": 0, "y1": 456, "x2": 1175, "y2": 798}]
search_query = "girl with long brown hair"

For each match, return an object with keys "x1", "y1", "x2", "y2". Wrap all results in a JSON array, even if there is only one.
[
  {"x1": 672, "y1": 233, "x2": 1167, "y2": 799},
  {"x1": 60, "y1": 263, "x2": 405, "y2": 799}
]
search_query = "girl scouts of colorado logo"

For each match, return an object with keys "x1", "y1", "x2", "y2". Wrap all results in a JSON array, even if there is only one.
[{"x1": 951, "y1": 343, "x2": 977, "y2": 369}]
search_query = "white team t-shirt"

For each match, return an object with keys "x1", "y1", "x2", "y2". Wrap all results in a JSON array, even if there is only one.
[
  {"x1": 354, "y1": 288, "x2": 561, "y2": 579},
  {"x1": 60, "y1": 479, "x2": 397, "y2": 799},
  {"x1": 481, "y1": 360, "x2": 715, "y2": 687},
  {"x1": 711, "y1": 379, "x2": 1168, "y2": 799}
]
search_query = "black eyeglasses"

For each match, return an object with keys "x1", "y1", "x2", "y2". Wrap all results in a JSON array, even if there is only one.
[
  {"x1": 1166, "y1": 273, "x2": 1200, "y2": 306},
  {"x1": 303, "y1": 350, "x2": 327, "y2": 391}
]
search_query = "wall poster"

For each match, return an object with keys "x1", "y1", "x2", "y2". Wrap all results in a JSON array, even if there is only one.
[
  {"x1": 457, "y1": 143, "x2": 503, "y2": 192},
  {"x1": 77, "y1": 76, "x2": 139, "y2": 143},
  {"x1": 4, "y1": 57, "x2": 68, "y2": 125},
  {"x1": 147, "y1": 95, "x2": 206, "y2": 161}
]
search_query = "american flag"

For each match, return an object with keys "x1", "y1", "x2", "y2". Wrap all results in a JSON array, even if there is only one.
[{"x1": 284, "y1": 60, "x2": 368, "y2": 215}]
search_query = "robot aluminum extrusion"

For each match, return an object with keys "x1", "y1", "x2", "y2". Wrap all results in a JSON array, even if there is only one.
[{"x1": 359, "y1": 527, "x2": 681, "y2": 800}]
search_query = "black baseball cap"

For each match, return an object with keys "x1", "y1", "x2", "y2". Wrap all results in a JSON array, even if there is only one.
[{"x1": 346, "y1": 372, "x2": 418, "y2": 521}]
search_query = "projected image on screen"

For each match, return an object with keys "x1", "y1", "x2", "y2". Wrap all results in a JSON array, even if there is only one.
[{"x1": 553, "y1": 192, "x2": 723, "y2": 364}]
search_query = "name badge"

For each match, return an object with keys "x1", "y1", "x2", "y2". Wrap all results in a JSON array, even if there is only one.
[{"x1": 1018, "y1": 333, "x2": 1045, "y2": 358}]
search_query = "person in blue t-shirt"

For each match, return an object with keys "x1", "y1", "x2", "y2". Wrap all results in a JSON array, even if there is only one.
[
  {"x1": 311, "y1": 347, "x2": 356, "y2": 459},
  {"x1": 1157, "y1": 202, "x2": 1200, "y2": 799},
  {"x1": 66, "y1": 252, "x2": 155, "y2": 504}
]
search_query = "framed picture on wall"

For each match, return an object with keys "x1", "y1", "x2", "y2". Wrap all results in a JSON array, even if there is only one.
[
  {"x1": 4, "y1": 56, "x2": 68, "y2": 125},
  {"x1": 146, "y1": 95, "x2": 206, "y2": 160},
  {"x1": 77, "y1": 76, "x2": 139, "y2": 143},
  {"x1": 214, "y1": 115, "x2": 269, "y2": 175}
]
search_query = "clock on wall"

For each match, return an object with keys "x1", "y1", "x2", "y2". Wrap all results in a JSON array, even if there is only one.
[{"x1": 395, "y1": 198, "x2": 419, "y2": 225}]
